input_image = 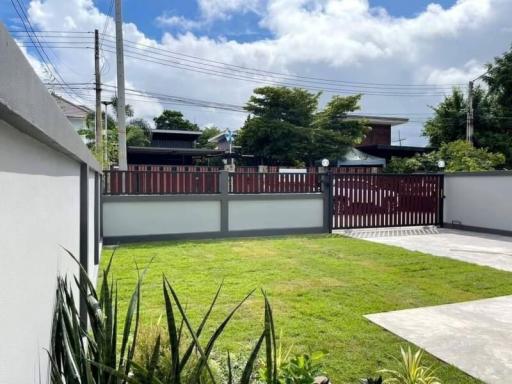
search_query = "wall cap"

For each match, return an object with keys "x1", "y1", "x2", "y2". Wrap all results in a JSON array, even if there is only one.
[
  {"x1": 0, "y1": 23, "x2": 101, "y2": 172},
  {"x1": 444, "y1": 171, "x2": 512, "y2": 177}
]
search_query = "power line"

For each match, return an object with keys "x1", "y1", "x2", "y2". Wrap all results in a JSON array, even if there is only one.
[
  {"x1": 98, "y1": 45, "x2": 452, "y2": 97},
  {"x1": 101, "y1": 34, "x2": 463, "y2": 89},
  {"x1": 13, "y1": 30, "x2": 463, "y2": 90},
  {"x1": 99, "y1": 38, "x2": 457, "y2": 92},
  {"x1": 9, "y1": 2, "x2": 85, "y2": 103},
  {"x1": 23, "y1": 38, "x2": 454, "y2": 96}
]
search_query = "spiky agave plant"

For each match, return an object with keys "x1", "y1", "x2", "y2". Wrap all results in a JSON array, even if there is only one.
[
  {"x1": 131, "y1": 285, "x2": 279, "y2": 384},
  {"x1": 49, "y1": 251, "x2": 282, "y2": 384},
  {"x1": 379, "y1": 347, "x2": 441, "y2": 384},
  {"x1": 49, "y1": 250, "x2": 142, "y2": 384}
]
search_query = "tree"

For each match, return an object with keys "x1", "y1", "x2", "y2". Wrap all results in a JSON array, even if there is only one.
[
  {"x1": 197, "y1": 126, "x2": 222, "y2": 149},
  {"x1": 126, "y1": 118, "x2": 151, "y2": 147},
  {"x1": 245, "y1": 86, "x2": 319, "y2": 126},
  {"x1": 153, "y1": 110, "x2": 199, "y2": 131},
  {"x1": 81, "y1": 97, "x2": 150, "y2": 166},
  {"x1": 423, "y1": 45, "x2": 512, "y2": 167},
  {"x1": 309, "y1": 95, "x2": 369, "y2": 163},
  {"x1": 386, "y1": 140, "x2": 505, "y2": 173},
  {"x1": 237, "y1": 87, "x2": 369, "y2": 165}
]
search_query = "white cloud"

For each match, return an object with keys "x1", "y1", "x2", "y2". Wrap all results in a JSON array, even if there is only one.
[
  {"x1": 423, "y1": 60, "x2": 486, "y2": 86},
  {"x1": 197, "y1": 0, "x2": 262, "y2": 21},
  {"x1": 16, "y1": 0, "x2": 512, "y2": 147},
  {"x1": 156, "y1": 15, "x2": 203, "y2": 30}
]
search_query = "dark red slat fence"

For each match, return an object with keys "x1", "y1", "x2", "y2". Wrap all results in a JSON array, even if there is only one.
[
  {"x1": 104, "y1": 171, "x2": 220, "y2": 194},
  {"x1": 229, "y1": 172, "x2": 321, "y2": 193},
  {"x1": 331, "y1": 173, "x2": 443, "y2": 229}
]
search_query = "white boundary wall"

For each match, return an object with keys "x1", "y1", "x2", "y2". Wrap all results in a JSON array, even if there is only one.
[
  {"x1": 444, "y1": 172, "x2": 512, "y2": 234},
  {"x1": 103, "y1": 200, "x2": 221, "y2": 236},
  {"x1": 228, "y1": 199, "x2": 323, "y2": 231},
  {"x1": 102, "y1": 194, "x2": 326, "y2": 242},
  {"x1": 0, "y1": 24, "x2": 101, "y2": 383}
]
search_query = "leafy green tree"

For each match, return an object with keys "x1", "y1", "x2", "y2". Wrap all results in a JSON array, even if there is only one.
[
  {"x1": 81, "y1": 98, "x2": 151, "y2": 166},
  {"x1": 423, "y1": 45, "x2": 512, "y2": 166},
  {"x1": 110, "y1": 95, "x2": 134, "y2": 119},
  {"x1": 423, "y1": 87, "x2": 496, "y2": 147},
  {"x1": 244, "y1": 86, "x2": 319, "y2": 126},
  {"x1": 153, "y1": 110, "x2": 199, "y2": 131},
  {"x1": 438, "y1": 139, "x2": 505, "y2": 172},
  {"x1": 309, "y1": 95, "x2": 369, "y2": 163},
  {"x1": 484, "y1": 45, "x2": 512, "y2": 117},
  {"x1": 386, "y1": 140, "x2": 505, "y2": 173},
  {"x1": 126, "y1": 118, "x2": 151, "y2": 147},
  {"x1": 197, "y1": 126, "x2": 222, "y2": 149},
  {"x1": 237, "y1": 87, "x2": 368, "y2": 165},
  {"x1": 238, "y1": 117, "x2": 309, "y2": 165}
]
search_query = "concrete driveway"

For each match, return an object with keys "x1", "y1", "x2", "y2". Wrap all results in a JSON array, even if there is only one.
[
  {"x1": 336, "y1": 226, "x2": 512, "y2": 383},
  {"x1": 336, "y1": 226, "x2": 512, "y2": 272},
  {"x1": 366, "y1": 295, "x2": 512, "y2": 384}
]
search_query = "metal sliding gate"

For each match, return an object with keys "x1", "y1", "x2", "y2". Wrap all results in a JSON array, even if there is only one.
[{"x1": 330, "y1": 173, "x2": 444, "y2": 229}]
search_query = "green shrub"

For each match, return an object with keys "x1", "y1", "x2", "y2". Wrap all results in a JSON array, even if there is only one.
[
  {"x1": 379, "y1": 347, "x2": 441, "y2": 384},
  {"x1": 49, "y1": 252, "x2": 325, "y2": 384}
]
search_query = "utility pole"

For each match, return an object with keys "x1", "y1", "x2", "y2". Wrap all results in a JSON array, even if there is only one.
[
  {"x1": 102, "y1": 101, "x2": 113, "y2": 168},
  {"x1": 466, "y1": 80, "x2": 474, "y2": 144},
  {"x1": 115, "y1": 0, "x2": 127, "y2": 170},
  {"x1": 94, "y1": 29, "x2": 102, "y2": 150}
]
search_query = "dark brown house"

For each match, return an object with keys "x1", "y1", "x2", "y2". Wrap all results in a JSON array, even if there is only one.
[
  {"x1": 348, "y1": 115, "x2": 432, "y2": 161},
  {"x1": 127, "y1": 130, "x2": 223, "y2": 165}
]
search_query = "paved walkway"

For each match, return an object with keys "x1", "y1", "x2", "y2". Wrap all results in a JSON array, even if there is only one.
[
  {"x1": 336, "y1": 226, "x2": 512, "y2": 272},
  {"x1": 366, "y1": 296, "x2": 512, "y2": 384},
  {"x1": 336, "y1": 226, "x2": 512, "y2": 382}
]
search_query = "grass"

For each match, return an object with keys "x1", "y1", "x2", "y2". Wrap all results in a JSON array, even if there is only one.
[{"x1": 101, "y1": 234, "x2": 512, "y2": 383}]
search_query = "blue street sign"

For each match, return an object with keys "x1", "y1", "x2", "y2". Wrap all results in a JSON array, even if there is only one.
[{"x1": 225, "y1": 129, "x2": 234, "y2": 143}]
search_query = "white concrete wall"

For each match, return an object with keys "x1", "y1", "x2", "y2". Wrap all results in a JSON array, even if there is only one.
[
  {"x1": 444, "y1": 173, "x2": 512, "y2": 232},
  {"x1": 228, "y1": 198, "x2": 324, "y2": 231},
  {"x1": 0, "y1": 24, "x2": 101, "y2": 384},
  {"x1": 88, "y1": 172, "x2": 98, "y2": 280},
  {"x1": 0, "y1": 120, "x2": 82, "y2": 383},
  {"x1": 103, "y1": 200, "x2": 221, "y2": 237}
]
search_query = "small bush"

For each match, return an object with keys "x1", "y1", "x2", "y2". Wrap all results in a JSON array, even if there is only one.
[{"x1": 379, "y1": 346, "x2": 441, "y2": 384}]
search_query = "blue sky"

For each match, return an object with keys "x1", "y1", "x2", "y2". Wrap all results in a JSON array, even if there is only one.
[
  {"x1": 80, "y1": 0, "x2": 457, "y2": 43},
  {"x1": 2, "y1": 0, "x2": 510, "y2": 146}
]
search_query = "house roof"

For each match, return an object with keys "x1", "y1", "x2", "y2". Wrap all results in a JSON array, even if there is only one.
[
  {"x1": 127, "y1": 146, "x2": 223, "y2": 156},
  {"x1": 52, "y1": 93, "x2": 93, "y2": 119},
  {"x1": 357, "y1": 144, "x2": 433, "y2": 160},
  {"x1": 150, "y1": 129, "x2": 202, "y2": 136},
  {"x1": 345, "y1": 114, "x2": 409, "y2": 126},
  {"x1": 150, "y1": 129, "x2": 202, "y2": 142}
]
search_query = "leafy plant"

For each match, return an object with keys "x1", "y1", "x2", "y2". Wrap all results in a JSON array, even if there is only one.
[
  {"x1": 49, "y1": 250, "x2": 141, "y2": 383},
  {"x1": 379, "y1": 347, "x2": 441, "y2": 384},
  {"x1": 278, "y1": 353, "x2": 325, "y2": 384},
  {"x1": 49, "y1": 252, "x2": 303, "y2": 384},
  {"x1": 385, "y1": 140, "x2": 505, "y2": 173}
]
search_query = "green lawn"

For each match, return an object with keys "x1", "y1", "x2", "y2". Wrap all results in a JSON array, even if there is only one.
[{"x1": 101, "y1": 235, "x2": 512, "y2": 383}]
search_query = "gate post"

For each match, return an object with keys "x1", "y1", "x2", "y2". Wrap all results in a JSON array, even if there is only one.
[
  {"x1": 321, "y1": 171, "x2": 333, "y2": 233},
  {"x1": 219, "y1": 170, "x2": 229, "y2": 235},
  {"x1": 438, "y1": 174, "x2": 445, "y2": 227}
]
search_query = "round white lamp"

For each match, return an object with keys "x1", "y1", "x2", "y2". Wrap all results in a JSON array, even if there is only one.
[
  {"x1": 321, "y1": 158, "x2": 330, "y2": 167},
  {"x1": 437, "y1": 159, "x2": 446, "y2": 169}
]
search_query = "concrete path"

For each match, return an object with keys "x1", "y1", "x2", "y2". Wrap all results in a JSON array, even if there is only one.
[
  {"x1": 336, "y1": 226, "x2": 512, "y2": 272},
  {"x1": 366, "y1": 296, "x2": 512, "y2": 384}
]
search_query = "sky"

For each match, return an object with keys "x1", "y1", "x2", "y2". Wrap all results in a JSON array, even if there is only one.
[{"x1": 2, "y1": 0, "x2": 512, "y2": 146}]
